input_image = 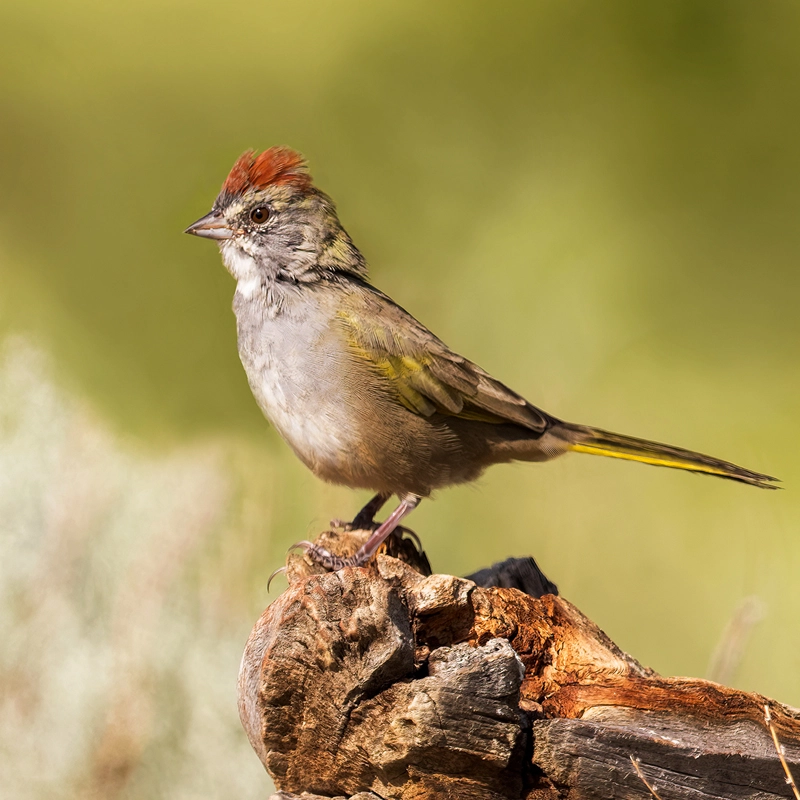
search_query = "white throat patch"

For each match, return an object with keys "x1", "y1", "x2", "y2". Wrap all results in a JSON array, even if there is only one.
[{"x1": 220, "y1": 242, "x2": 262, "y2": 298}]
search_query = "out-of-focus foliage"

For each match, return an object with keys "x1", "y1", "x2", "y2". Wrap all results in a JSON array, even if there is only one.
[
  {"x1": 0, "y1": 340, "x2": 262, "y2": 797},
  {"x1": 1, "y1": 1, "x2": 798, "y2": 797}
]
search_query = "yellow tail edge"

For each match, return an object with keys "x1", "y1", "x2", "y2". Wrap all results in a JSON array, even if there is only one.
[
  {"x1": 561, "y1": 426, "x2": 779, "y2": 489},
  {"x1": 569, "y1": 443, "x2": 733, "y2": 477}
]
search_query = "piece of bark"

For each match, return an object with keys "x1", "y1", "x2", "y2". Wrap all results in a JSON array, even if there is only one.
[
  {"x1": 240, "y1": 528, "x2": 800, "y2": 799},
  {"x1": 466, "y1": 556, "x2": 558, "y2": 598}
]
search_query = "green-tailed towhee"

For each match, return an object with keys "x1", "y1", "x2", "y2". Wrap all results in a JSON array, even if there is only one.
[{"x1": 186, "y1": 147, "x2": 777, "y2": 569}]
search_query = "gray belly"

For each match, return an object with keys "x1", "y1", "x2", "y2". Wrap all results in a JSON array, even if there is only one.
[
  {"x1": 249, "y1": 360, "x2": 361, "y2": 481},
  {"x1": 236, "y1": 308, "x2": 365, "y2": 486}
]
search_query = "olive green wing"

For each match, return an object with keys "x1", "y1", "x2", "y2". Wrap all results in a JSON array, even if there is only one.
[{"x1": 335, "y1": 289, "x2": 553, "y2": 433}]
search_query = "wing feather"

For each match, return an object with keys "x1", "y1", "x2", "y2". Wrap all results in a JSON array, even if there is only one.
[{"x1": 335, "y1": 289, "x2": 552, "y2": 434}]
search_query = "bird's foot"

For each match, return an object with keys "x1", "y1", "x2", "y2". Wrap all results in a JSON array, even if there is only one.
[
  {"x1": 328, "y1": 519, "x2": 421, "y2": 549},
  {"x1": 277, "y1": 495, "x2": 424, "y2": 579},
  {"x1": 292, "y1": 495, "x2": 422, "y2": 572},
  {"x1": 288, "y1": 540, "x2": 368, "y2": 570},
  {"x1": 290, "y1": 524, "x2": 422, "y2": 572}
]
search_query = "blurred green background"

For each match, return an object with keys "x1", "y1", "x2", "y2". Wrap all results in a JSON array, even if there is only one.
[{"x1": 1, "y1": 1, "x2": 799, "y2": 797}]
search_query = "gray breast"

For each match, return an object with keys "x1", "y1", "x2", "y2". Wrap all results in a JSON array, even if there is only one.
[{"x1": 233, "y1": 284, "x2": 368, "y2": 485}]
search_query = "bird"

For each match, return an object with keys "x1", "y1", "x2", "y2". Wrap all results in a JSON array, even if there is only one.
[{"x1": 185, "y1": 146, "x2": 778, "y2": 569}]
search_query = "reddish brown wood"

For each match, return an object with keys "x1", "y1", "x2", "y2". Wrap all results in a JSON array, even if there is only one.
[{"x1": 239, "y1": 528, "x2": 800, "y2": 799}]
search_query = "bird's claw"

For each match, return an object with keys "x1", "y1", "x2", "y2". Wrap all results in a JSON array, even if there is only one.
[
  {"x1": 266, "y1": 565, "x2": 286, "y2": 592},
  {"x1": 288, "y1": 540, "x2": 316, "y2": 553}
]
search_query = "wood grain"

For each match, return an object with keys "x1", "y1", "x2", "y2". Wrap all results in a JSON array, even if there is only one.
[{"x1": 239, "y1": 528, "x2": 800, "y2": 799}]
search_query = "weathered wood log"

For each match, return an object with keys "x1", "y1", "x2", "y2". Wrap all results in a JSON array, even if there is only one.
[{"x1": 239, "y1": 527, "x2": 800, "y2": 799}]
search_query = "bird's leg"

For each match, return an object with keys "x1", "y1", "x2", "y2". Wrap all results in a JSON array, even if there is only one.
[
  {"x1": 350, "y1": 494, "x2": 421, "y2": 562},
  {"x1": 329, "y1": 492, "x2": 391, "y2": 530},
  {"x1": 350, "y1": 492, "x2": 392, "y2": 530},
  {"x1": 295, "y1": 494, "x2": 422, "y2": 570}
]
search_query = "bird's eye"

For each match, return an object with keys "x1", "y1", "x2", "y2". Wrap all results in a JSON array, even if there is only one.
[{"x1": 250, "y1": 206, "x2": 270, "y2": 224}]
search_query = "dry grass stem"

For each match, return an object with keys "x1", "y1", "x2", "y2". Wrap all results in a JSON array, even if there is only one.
[
  {"x1": 765, "y1": 704, "x2": 800, "y2": 800},
  {"x1": 629, "y1": 756, "x2": 664, "y2": 800}
]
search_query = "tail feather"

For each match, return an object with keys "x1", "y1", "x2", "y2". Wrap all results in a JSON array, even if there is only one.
[{"x1": 556, "y1": 422, "x2": 779, "y2": 489}]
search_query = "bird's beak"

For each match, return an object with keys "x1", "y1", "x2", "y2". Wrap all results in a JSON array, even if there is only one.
[{"x1": 184, "y1": 210, "x2": 235, "y2": 240}]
